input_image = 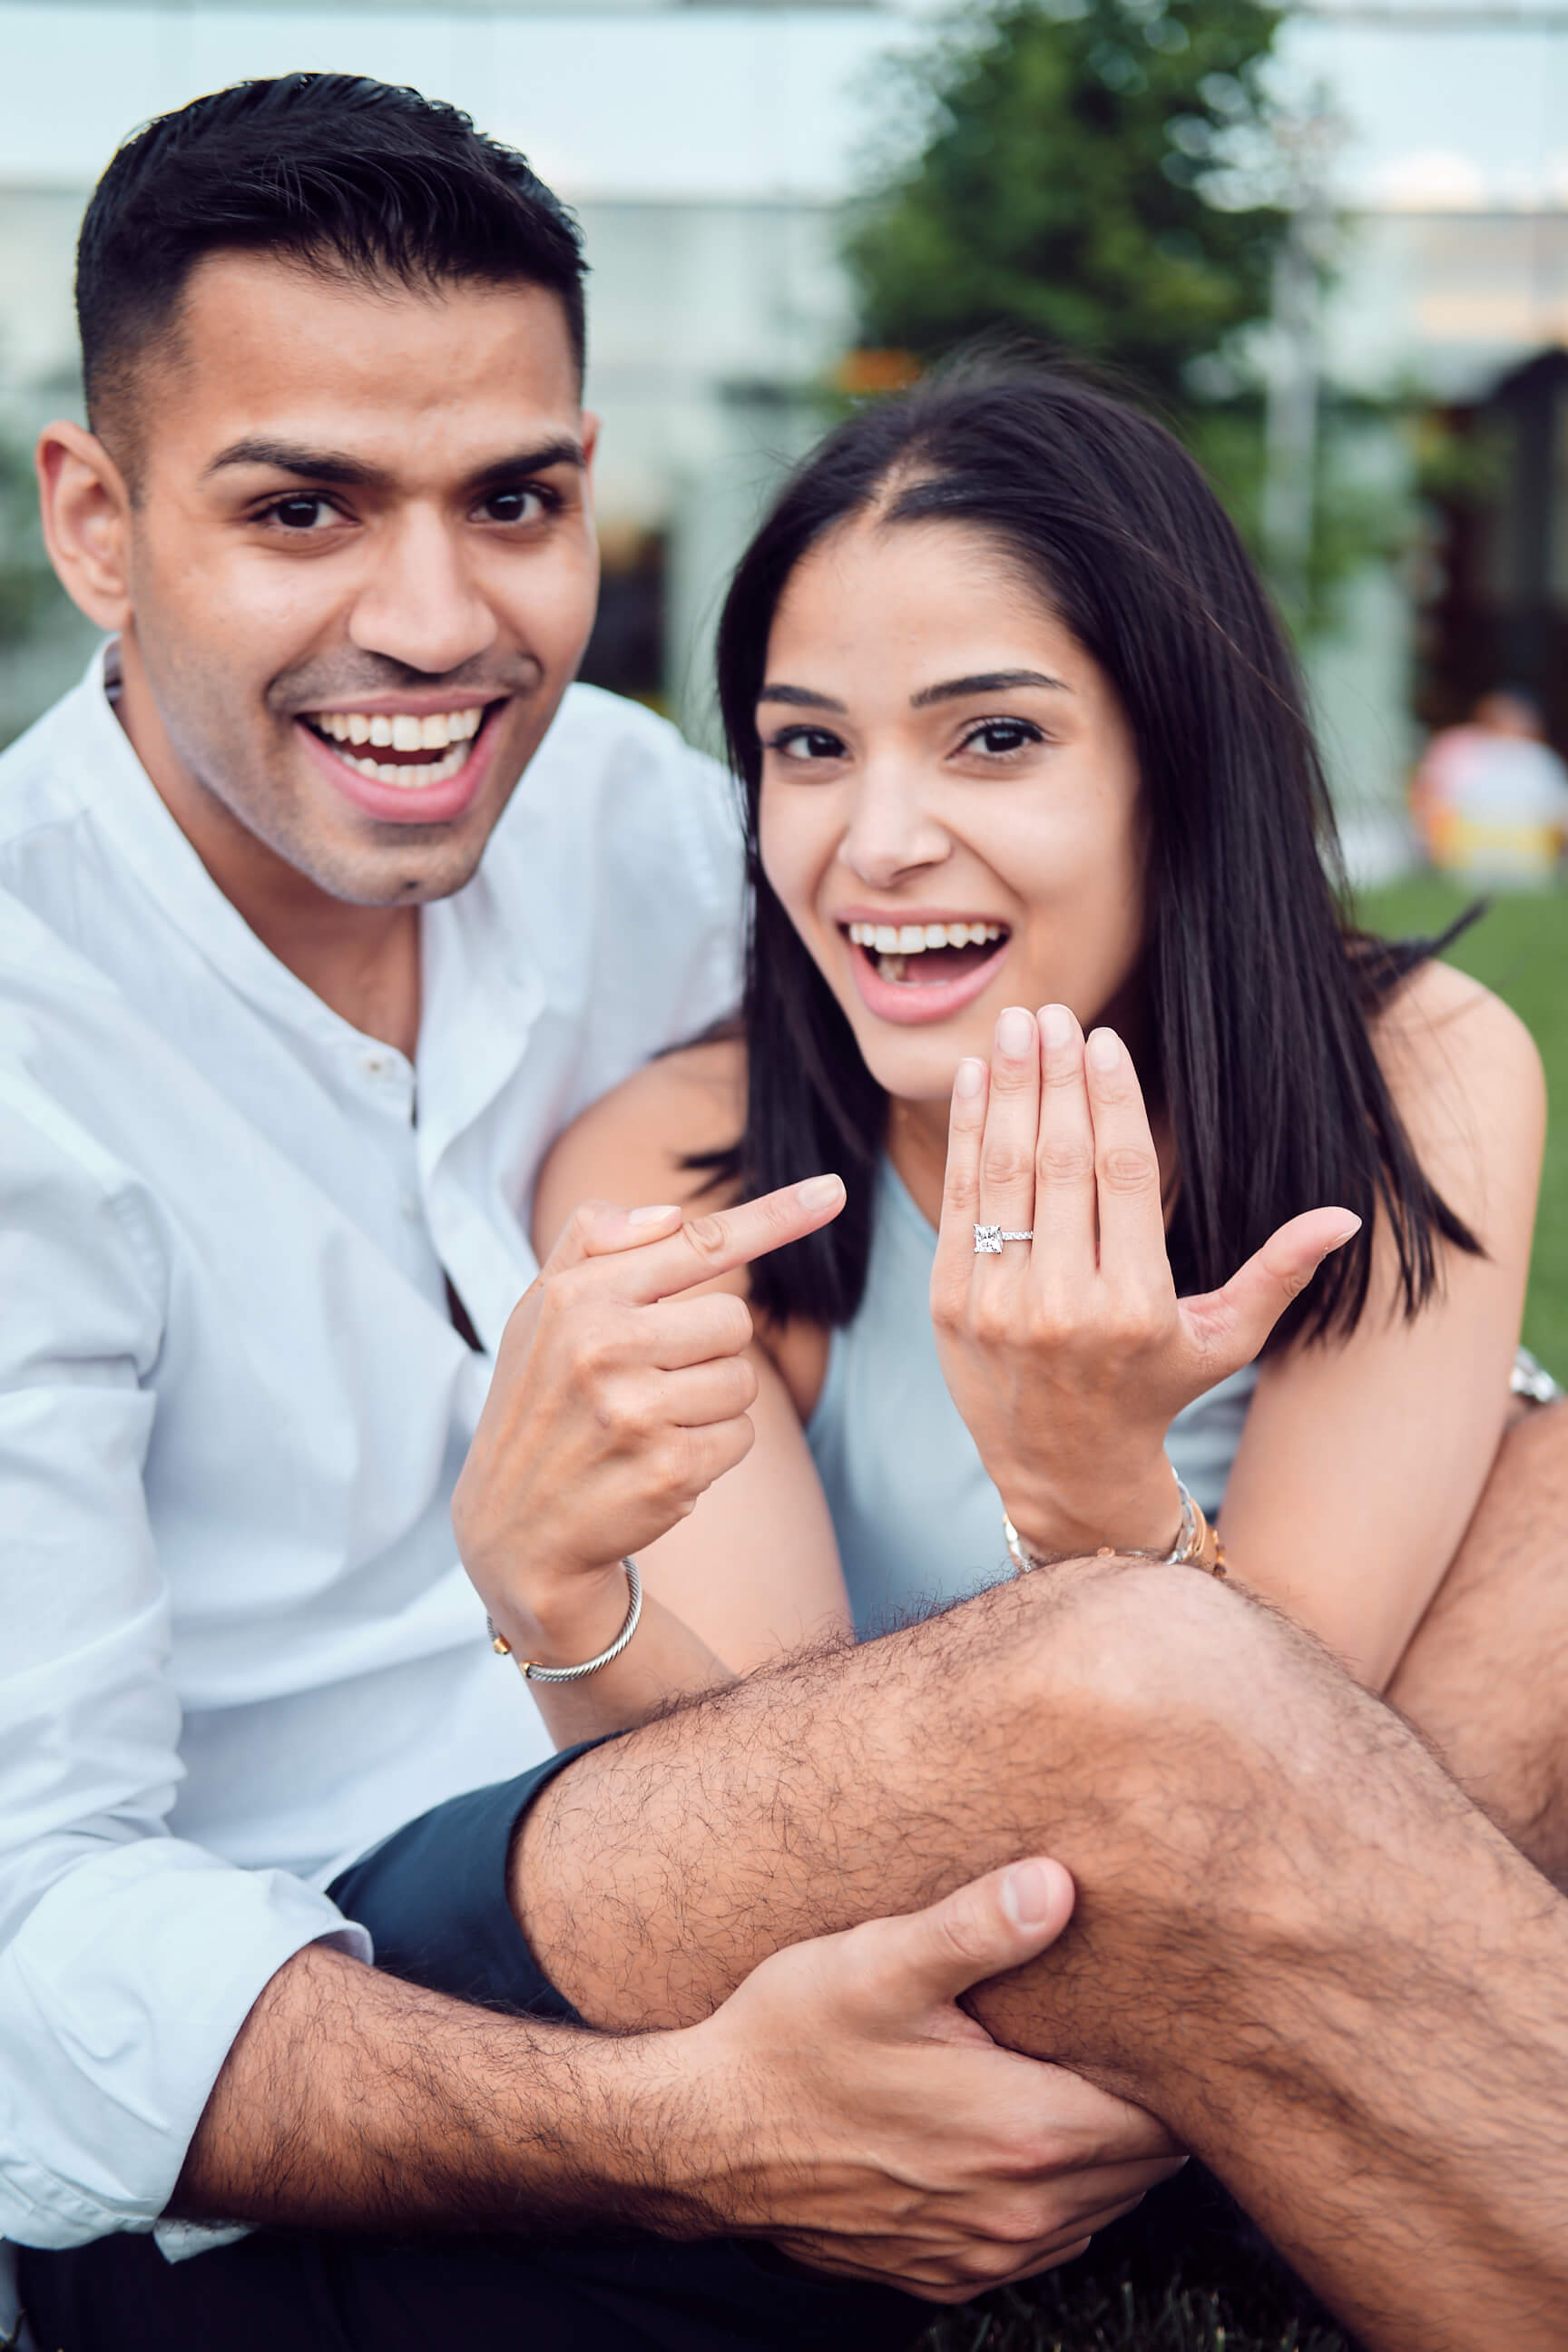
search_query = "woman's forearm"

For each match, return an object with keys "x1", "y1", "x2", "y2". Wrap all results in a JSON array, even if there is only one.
[{"x1": 494, "y1": 1568, "x2": 736, "y2": 1744}]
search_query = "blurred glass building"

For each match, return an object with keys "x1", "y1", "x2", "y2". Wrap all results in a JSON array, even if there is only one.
[{"x1": 1, "y1": 0, "x2": 1567, "y2": 873}]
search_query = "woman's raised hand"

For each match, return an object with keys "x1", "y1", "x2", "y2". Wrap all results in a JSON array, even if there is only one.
[
  {"x1": 453, "y1": 1176, "x2": 844, "y2": 1668},
  {"x1": 930, "y1": 1005, "x2": 1359, "y2": 1563}
]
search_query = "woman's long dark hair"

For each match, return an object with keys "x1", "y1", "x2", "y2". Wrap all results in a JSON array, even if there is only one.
[{"x1": 707, "y1": 350, "x2": 1478, "y2": 1348}]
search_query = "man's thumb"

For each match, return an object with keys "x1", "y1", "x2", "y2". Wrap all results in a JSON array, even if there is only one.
[{"x1": 883, "y1": 1857, "x2": 1076, "y2": 2005}]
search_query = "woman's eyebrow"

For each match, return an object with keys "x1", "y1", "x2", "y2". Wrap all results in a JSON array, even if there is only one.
[
  {"x1": 757, "y1": 684, "x2": 848, "y2": 712},
  {"x1": 911, "y1": 670, "x2": 1070, "y2": 707}
]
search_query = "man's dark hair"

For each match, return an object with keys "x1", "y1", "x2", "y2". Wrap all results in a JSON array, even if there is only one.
[{"x1": 77, "y1": 74, "x2": 586, "y2": 456}]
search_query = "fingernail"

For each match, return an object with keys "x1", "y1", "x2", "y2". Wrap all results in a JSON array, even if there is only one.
[
  {"x1": 1001, "y1": 1857, "x2": 1061, "y2": 1929},
  {"x1": 953, "y1": 1057, "x2": 985, "y2": 1099},
  {"x1": 627, "y1": 1203, "x2": 681, "y2": 1227},
  {"x1": 1324, "y1": 1216, "x2": 1362, "y2": 1252},
  {"x1": 797, "y1": 1173, "x2": 845, "y2": 1210},
  {"x1": 998, "y1": 1006, "x2": 1035, "y2": 1059},
  {"x1": 1039, "y1": 1003, "x2": 1074, "y2": 1050},
  {"x1": 1086, "y1": 1027, "x2": 1122, "y2": 1072}
]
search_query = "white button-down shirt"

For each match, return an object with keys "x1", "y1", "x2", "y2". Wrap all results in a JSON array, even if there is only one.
[{"x1": 0, "y1": 651, "x2": 743, "y2": 2270}]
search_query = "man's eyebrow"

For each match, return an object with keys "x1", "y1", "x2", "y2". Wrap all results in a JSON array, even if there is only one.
[
  {"x1": 203, "y1": 439, "x2": 384, "y2": 485},
  {"x1": 756, "y1": 684, "x2": 848, "y2": 713},
  {"x1": 202, "y1": 436, "x2": 586, "y2": 488},
  {"x1": 911, "y1": 670, "x2": 1069, "y2": 707},
  {"x1": 465, "y1": 439, "x2": 586, "y2": 495}
]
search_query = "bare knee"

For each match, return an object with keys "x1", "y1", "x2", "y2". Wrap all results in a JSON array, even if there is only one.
[{"x1": 996, "y1": 1555, "x2": 1408, "y2": 1909}]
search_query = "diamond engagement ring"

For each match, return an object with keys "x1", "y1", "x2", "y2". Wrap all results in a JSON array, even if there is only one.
[{"x1": 974, "y1": 1224, "x2": 1034, "y2": 1253}]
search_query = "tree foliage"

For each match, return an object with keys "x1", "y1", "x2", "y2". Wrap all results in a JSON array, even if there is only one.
[
  {"x1": 0, "y1": 432, "x2": 59, "y2": 648},
  {"x1": 846, "y1": 0, "x2": 1289, "y2": 414}
]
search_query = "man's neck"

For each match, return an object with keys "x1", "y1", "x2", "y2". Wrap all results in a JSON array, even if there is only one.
[{"x1": 109, "y1": 642, "x2": 422, "y2": 1060}]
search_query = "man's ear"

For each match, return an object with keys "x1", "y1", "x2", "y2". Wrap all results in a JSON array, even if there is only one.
[{"x1": 36, "y1": 419, "x2": 134, "y2": 631}]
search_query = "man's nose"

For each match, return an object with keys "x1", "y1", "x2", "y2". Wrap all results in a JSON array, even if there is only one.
[
  {"x1": 347, "y1": 510, "x2": 499, "y2": 674},
  {"x1": 837, "y1": 761, "x2": 951, "y2": 888}
]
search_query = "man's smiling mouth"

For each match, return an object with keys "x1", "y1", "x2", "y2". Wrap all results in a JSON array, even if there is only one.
[{"x1": 299, "y1": 704, "x2": 492, "y2": 790}]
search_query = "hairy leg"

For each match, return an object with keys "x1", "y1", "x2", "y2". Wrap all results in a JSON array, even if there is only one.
[
  {"x1": 1388, "y1": 1397, "x2": 1568, "y2": 1882},
  {"x1": 517, "y1": 1557, "x2": 1568, "y2": 2352}
]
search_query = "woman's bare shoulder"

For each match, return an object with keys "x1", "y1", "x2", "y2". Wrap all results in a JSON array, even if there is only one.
[
  {"x1": 1374, "y1": 954, "x2": 1541, "y2": 1094},
  {"x1": 1372, "y1": 954, "x2": 1544, "y2": 1220},
  {"x1": 533, "y1": 1035, "x2": 747, "y2": 1259}
]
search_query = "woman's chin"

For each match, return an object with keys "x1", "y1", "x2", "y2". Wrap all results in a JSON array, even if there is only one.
[{"x1": 843, "y1": 1009, "x2": 990, "y2": 1106}]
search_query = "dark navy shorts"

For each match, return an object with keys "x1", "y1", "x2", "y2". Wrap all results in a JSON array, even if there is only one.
[{"x1": 19, "y1": 1746, "x2": 926, "y2": 2352}]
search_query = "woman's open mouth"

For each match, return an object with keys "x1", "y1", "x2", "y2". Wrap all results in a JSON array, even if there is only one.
[{"x1": 839, "y1": 916, "x2": 1013, "y2": 1025}]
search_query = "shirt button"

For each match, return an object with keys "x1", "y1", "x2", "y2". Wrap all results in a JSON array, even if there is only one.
[
  {"x1": 361, "y1": 1052, "x2": 389, "y2": 1078},
  {"x1": 401, "y1": 1191, "x2": 421, "y2": 1221}
]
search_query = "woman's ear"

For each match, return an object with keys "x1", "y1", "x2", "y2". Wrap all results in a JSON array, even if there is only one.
[{"x1": 36, "y1": 419, "x2": 133, "y2": 632}]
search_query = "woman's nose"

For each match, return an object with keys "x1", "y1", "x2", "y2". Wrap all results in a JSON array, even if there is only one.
[{"x1": 836, "y1": 767, "x2": 951, "y2": 888}]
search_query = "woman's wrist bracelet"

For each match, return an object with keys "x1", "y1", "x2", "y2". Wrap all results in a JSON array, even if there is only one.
[
  {"x1": 486, "y1": 1556, "x2": 644, "y2": 1683},
  {"x1": 1002, "y1": 1475, "x2": 1226, "y2": 1580}
]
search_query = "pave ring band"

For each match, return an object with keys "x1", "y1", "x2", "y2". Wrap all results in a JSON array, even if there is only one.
[{"x1": 974, "y1": 1224, "x2": 1034, "y2": 1253}]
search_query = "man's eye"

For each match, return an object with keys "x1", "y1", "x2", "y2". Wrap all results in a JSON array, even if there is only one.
[
  {"x1": 481, "y1": 486, "x2": 552, "y2": 524},
  {"x1": 769, "y1": 727, "x2": 847, "y2": 761},
  {"x1": 267, "y1": 495, "x2": 338, "y2": 533},
  {"x1": 962, "y1": 719, "x2": 1043, "y2": 756}
]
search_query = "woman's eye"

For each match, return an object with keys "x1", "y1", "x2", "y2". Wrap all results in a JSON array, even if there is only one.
[
  {"x1": 268, "y1": 495, "x2": 338, "y2": 533},
  {"x1": 481, "y1": 486, "x2": 551, "y2": 524},
  {"x1": 770, "y1": 727, "x2": 847, "y2": 762},
  {"x1": 962, "y1": 718, "x2": 1043, "y2": 757}
]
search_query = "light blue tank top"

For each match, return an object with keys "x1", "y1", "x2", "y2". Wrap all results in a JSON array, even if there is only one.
[{"x1": 806, "y1": 1158, "x2": 1258, "y2": 1638}]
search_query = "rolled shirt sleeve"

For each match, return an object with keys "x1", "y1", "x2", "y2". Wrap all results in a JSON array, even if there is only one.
[{"x1": 0, "y1": 1071, "x2": 368, "y2": 2249}]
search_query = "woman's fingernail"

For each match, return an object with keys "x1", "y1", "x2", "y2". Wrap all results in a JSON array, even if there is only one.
[
  {"x1": 1039, "y1": 1003, "x2": 1074, "y2": 1051},
  {"x1": 1086, "y1": 1027, "x2": 1122, "y2": 1072},
  {"x1": 797, "y1": 1173, "x2": 846, "y2": 1211},
  {"x1": 1324, "y1": 1217, "x2": 1362, "y2": 1252},
  {"x1": 627, "y1": 1202, "x2": 681, "y2": 1227},
  {"x1": 998, "y1": 1006, "x2": 1035, "y2": 1059},
  {"x1": 953, "y1": 1057, "x2": 985, "y2": 1099}
]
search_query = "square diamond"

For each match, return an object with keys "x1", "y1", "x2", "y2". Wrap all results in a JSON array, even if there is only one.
[{"x1": 974, "y1": 1223, "x2": 1004, "y2": 1254}]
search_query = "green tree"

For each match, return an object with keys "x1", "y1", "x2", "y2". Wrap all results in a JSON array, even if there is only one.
[
  {"x1": 846, "y1": 0, "x2": 1288, "y2": 416},
  {"x1": 0, "y1": 430, "x2": 59, "y2": 648}
]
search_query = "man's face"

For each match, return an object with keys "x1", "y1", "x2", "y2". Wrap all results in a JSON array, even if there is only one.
[{"x1": 93, "y1": 250, "x2": 598, "y2": 907}]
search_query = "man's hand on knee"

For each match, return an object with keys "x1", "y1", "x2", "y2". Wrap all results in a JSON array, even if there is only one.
[{"x1": 671, "y1": 1857, "x2": 1184, "y2": 2302}]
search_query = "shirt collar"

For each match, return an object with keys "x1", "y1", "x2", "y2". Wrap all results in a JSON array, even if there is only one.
[{"x1": 68, "y1": 642, "x2": 544, "y2": 1133}]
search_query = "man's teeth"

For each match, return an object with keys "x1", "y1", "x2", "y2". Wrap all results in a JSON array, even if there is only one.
[
  {"x1": 305, "y1": 706, "x2": 486, "y2": 789},
  {"x1": 333, "y1": 743, "x2": 470, "y2": 788},
  {"x1": 848, "y1": 920, "x2": 1005, "y2": 954},
  {"x1": 313, "y1": 706, "x2": 484, "y2": 750}
]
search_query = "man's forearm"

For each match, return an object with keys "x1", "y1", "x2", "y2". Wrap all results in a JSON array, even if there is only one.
[{"x1": 172, "y1": 1942, "x2": 717, "y2": 2238}]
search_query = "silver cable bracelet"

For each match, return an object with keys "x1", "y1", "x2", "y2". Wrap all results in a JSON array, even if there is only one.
[
  {"x1": 1002, "y1": 1472, "x2": 1223, "y2": 1577},
  {"x1": 486, "y1": 1556, "x2": 643, "y2": 1683}
]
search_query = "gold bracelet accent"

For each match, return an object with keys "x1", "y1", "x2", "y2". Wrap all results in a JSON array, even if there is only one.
[{"x1": 485, "y1": 1558, "x2": 644, "y2": 1683}]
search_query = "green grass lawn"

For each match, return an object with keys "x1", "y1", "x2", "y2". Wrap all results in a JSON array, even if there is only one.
[{"x1": 919, "y1": 878, "x2": 1565, "y2": 2352}]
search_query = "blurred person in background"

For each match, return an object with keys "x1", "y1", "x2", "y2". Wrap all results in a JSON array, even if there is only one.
[
  {"x1": 1413, "y1": 686, "x2": 1568, "y2": 881},
  {"x1": 6, "y1": 72, "x2": 1568, "y2": 2352}
]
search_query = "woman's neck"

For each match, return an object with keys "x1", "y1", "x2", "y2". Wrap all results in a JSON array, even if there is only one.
[{"x1": 885, "y1": 1096, "x2": 957, "y2": 1230}]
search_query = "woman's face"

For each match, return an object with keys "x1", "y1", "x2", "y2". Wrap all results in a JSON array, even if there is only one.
[{"x1": 757, "y1": 514, "x2": 1148, "y2": 1105}]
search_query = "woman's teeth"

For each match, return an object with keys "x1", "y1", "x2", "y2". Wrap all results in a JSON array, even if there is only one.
[
  {"x1": 848, "y1": 920, "x2": 1004, "y2": 953},
  {"x1": 846, "y1": 918, "x2": 1006, "y2": 985},
  {"x1": 307, "y1": 705, "x2": 485, "y2": 789}
]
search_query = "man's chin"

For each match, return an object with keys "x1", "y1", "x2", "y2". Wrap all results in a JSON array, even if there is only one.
[{"x1": 296, "y1": 828, "x2": 494, "y2": 909}]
